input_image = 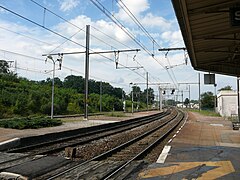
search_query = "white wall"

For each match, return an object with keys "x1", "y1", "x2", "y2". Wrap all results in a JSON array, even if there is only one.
[{"x1": 217, "y1": 91, "x2": 238, "y2": 117}]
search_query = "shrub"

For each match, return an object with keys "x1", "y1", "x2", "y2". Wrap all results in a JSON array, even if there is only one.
[{"x1": 0, "y1": 116, "x2": 62, "y2": 129}]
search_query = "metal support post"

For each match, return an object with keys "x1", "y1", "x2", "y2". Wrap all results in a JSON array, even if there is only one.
[
  {"x1": 159, "y1": 87, "x2": 163, "y2": 111},
  {"x1": 132, "y1": 87, "x2": 134, "y2": 114},
  {"x1": 100, "y1": 81, "x2": 102, "y2": 112},
  {"x1": 181, "y1": 90, "x2": 183, "y2": 108},
  {"x1": 45, "y1": 54, "x2": 62, "y2": 119},
  {"x1": 189, "y1": 85, "x2": 190, "y2": 108},
  {"x1": 146, "y1": 72, "x2": 149, "y2": 111},
  {"x1": 198, "y1": 73, "x2": 201, "y2": 111},
  {"x1": 189, "y1": 85, "x2": 190, "y2": 102},
  {"x1": 237, "y1": 77, "x2": 240, "y2": 122},
  {"x1": 51, "y1": 62, "x2": 55, "y2": 119},
  {"x1": 84, "y1": 25, "x2": 90, "y2": 120},
  {"x1": 214, "y1": 83, "x2": 217, "y2": 112}
]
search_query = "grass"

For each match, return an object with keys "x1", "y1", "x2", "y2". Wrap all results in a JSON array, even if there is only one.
[
  {"x1": 187, "y1": 109, "x2": 221, "y2": 117},
  {"x1": 0, "y1": 116, "x2": 62, "y2": 129}
]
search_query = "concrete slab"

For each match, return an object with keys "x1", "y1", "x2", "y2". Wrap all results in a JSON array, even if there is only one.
[
  {"x1": 1, "y1": 156, "x2": 70, "y2": 179},
  {"x1": 139, "y1": 146, "x2": 240, "y2": 179}
]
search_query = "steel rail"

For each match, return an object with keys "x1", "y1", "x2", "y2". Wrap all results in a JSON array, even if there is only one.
[
  {"x1": 46, "y1": 109, "x2": 182, "y2": 180},
  {"x1": 8, "y1": 111, "x2": 169, "y2": 154},
  {"x1": 103, "y1": 110, "x2": 185, "y2": 179},
  {"x1": 0, "y1": 111, "x2": 169, "y2": 171}
]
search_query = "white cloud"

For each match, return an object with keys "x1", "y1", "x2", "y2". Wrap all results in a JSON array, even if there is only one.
[
  {"x1": 142, "y1": 13, "x2": 172, "y2": 30},
  {"x1": 59, "y1": 0, "x2": 80, "y2": 12},
  {"x1": 116, "y1": 0, "x2": 149, "y2": 24},
  {"x1": 1, "y1": 1, "x2": 236, "y2": 99},
  {"x1": 161, "y1": 30, "x2": 183, "y2": 47}
]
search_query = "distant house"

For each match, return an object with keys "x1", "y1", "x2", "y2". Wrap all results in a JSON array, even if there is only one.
[{"x1": 217, "y1": 90, "x2": 237, "y2": 117}]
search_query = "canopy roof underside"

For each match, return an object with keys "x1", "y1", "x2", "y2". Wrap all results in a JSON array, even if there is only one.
[{"x1": 172, "y1": 0, "x2": 240, "y2": 76}]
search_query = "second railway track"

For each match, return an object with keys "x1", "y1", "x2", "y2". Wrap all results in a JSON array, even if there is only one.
[
  {"x1": 38, "y1": 108, "x2": 186, "y2": 180},
  {"x1": 0, "y1": 108, "x2": 187, "y2": 179}
]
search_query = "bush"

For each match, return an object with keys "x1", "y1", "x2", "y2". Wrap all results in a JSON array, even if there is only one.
[{"x1": 0, "y1": 116, "x2": 62, "y2": 129}]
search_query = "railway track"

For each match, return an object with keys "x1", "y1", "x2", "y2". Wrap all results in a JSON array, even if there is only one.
[
  {"x1": 0, "y1": 108, "x2": 186, "y2": 179},
  {"x1": 0, "y1": 110, "x2": 169, "y2": 170},
  {"x1": 37, "y1": 108, "x2": 186, "y2": 180},
  {"x1": 7, "y1": 111, "x2": 169, "y2": 155}
]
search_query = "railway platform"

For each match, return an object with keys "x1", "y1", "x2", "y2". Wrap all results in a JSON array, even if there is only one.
[{"x1": 138, "y1": 111, "x2": 240, "y2": 179}]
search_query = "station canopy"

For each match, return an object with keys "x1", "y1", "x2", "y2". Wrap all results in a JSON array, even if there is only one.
[{"x1": 171, "y1": 0, "x2": 240, "y2": 76}]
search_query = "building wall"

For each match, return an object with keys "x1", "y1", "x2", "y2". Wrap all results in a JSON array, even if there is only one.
[{"x1": 217, "y1": 91, "x2": 237, "y2": 117}]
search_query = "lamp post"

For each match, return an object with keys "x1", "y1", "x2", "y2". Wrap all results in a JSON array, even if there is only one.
[{"x1": 45, "y1": 54, "x2": 62, "y2": 119}]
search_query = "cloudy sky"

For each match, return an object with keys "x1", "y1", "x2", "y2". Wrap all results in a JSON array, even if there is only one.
[{"x1": 0, "y1": 0, "x2": 237, "y2": 100}]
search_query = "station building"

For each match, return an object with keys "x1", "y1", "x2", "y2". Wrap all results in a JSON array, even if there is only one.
[{"x1": 217, "y1": 90, "x2": 238, "y2": 117}]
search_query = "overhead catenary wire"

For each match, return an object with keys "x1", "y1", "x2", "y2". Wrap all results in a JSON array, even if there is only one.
[
  {"x1": 115, "y1": 0, "x2": 155, "y2": 47},
  {"x1": 0, "y1": 5, "x2": 86, "y2": 49},
  {"x1": 115, "y1": 0, "x2": 179, "y2": 88},
  {"x1": 0, "y1": 5, "x2": 148, "y2": 82},
  {"x1": 31, "y1": 0, "x2": 147, "y2": 77},
  {"x1": 1, "y1": 1, "x2": 174, "y2": 91},
  {"x1": 27, "y1": 1, "x2": 158, "y2": 83},
  {"x1": 90, "y1": 0, "x2": 178, "y2": 88},
  {"x1": 0, "y1": 26, "x2": 52, "y2": 46},
  {"x1": 89, "y1": 0, "x2": 154, "y2": 57},
  {"x1": 0, "y1": 49, "x2": 130, "y2": 87}
]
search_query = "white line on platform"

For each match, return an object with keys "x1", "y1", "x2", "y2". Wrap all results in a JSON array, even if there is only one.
[
  {"x1": 0, "y1": 138, "x2": 19, "y2": 146},
  {"x1": 156, "y1": 145, "x2": 171, "y2": 163}
]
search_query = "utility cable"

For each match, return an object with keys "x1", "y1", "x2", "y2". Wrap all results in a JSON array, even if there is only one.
[
  {"x1": 115, "y1": 0, "x2": 179, "y2": 87},
  {"x1": 0, "y1": 5, "x2": 86, "y2": 49},
  {"x1": 29, "y1": 1, "x2": 155, "y2": 82}
]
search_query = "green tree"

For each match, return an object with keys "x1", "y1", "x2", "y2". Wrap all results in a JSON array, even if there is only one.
[
  {"x1": 54, "y1": 77, "x2": 63, "y2": 87},
  {"x1": 13, "y1": 93, "x2": 29, "y2": 115},
  {"x1": 184, "y1": 98, "x2": 190, "y2": 108},
  {"x1": 142, "y1": 88, "x2": 155, "y2": 104},
  {"x1": 0, "y1": 60, "x2": 10, "y2": 74},
  {"x1": 63, "y1": 75, "x2": 84, "y2": 93},
  {"x1": 200, "y1": 91, "x2": 214, "y2": 110},
  {"x1": 129, "y1": 86, "x2": 141, "y2": 102}
]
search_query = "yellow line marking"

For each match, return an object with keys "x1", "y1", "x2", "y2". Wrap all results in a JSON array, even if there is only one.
[{"x1": 138, "y1": 161, "x2": 235, "y2": 179}]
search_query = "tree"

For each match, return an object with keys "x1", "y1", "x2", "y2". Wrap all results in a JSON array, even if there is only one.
[
  {"x1": 130, "y1": 86, "x2": 141, "y2": 102},
  {"x1": 200, "y1": 91, "x2": 214, "y2": 110},
  {"x1": 63, "y1": 75, "x2": 84, "y2": 93},
  {"x1": 0, "y1": 60, "x2": 10, "y2": 74},
  {"x1": 142, "y1": 88, "x2": 154, "y2": 104},
  {"x1": 54, "y1": 77, "x2": 63, "y2": 87},
  {"x1": 218, "y1": 85, "x2": 232, "y2": 91},
  {"x1": 184, "y1": 98, "x2": 190, "y2": 108},
  {"x1": 13, "y1": 93, "x2": 29, "y2": 115}
]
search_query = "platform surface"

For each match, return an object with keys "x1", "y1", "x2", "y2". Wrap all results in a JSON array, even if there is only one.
[{"x1": 138, "y1": 111, "x2": 240, "y2": 179}]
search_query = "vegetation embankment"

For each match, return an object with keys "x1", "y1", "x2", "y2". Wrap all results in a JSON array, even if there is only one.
[
  {"x1": 0, "y1": 59, "x2": 154, "y2": 129},
  {"x1": 188, "y1": 109, "x2": 221, "y2": 117}
]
